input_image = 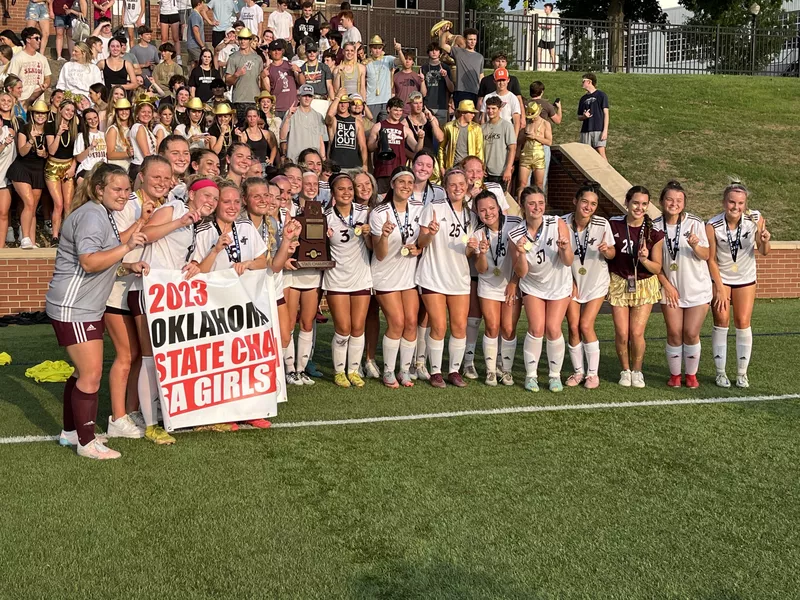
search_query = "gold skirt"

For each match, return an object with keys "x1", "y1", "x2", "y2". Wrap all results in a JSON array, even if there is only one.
[
  {"x1": 607, "y1": 273, "x2": 661, "y2": 307},
  {"x1": 44, "y1": 157, "x2": 73, "y2": 182}
]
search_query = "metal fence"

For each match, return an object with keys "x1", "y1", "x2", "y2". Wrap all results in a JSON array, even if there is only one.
[{"x1": 466, "y1": 11, "x2": 800, "y2": 76}]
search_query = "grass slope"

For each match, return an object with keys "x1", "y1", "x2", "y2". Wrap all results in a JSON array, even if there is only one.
[{"x1": 510, "y1": 72, "x2": 800, "y2": 240}]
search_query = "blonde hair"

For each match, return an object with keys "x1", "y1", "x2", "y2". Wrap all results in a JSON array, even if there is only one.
[
  {"x1": 73, "y1": 42, "x2": 91, "y2": 65},
  {"x1": 70, "y1": 163, "x2": 129, "y2": 214},
  {"x1": 53, "y1": 99, "x2": 79, "y2": 145}
]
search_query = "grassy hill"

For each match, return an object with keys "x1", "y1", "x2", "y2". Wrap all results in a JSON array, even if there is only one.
[{"x1": 510, "y1": 72, "x2": 800, "y2": 240}]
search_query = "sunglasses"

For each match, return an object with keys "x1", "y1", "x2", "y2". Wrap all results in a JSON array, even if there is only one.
[{"x1": 30, "y1": 36, "x2": 42, "y2": 41}]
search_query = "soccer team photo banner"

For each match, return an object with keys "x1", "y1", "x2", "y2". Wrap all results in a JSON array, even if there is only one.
[{"x1": 142, "y1": 269, "x2": 286, "y2": 432}]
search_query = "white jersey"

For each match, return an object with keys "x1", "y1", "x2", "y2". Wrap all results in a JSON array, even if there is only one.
[
  {"x1": 708, "y1": 211, "x2": 761, "y2": 286},
  {"x1": 277, "y1": 204, "x2": 297, "y2": 289},
  {"x1": 415, "y1": 197, "x2": 480, "y2": 296},
  {"x1": 251, "y1": 216, "x2": 285, "y2": 300},
  {"x1": 654, "y1": 213, "x2": 712, "y2": 308},
  {"x1": 107, "y1": 193, "x2": 153, "y2": 309},
  {"x1": 466, "y1": 181, "x2": 509, "y2": 213},
  {"x1": 472, "y1": 215, "x2": 523, "y2": 301},
  {"x1": 322, "y1": 203, "x2": 373, "y2": 292},
  {"x1": 133, "y1": 200, "x2": 194, "y2": 293},
  {"x1": 191, "y1": 218, "x2": 266, "y2": 271},
  {"x1": 123, "y1": 0, "x2": 143, "y2": 27},
  {"x1": 563, "y1": 213, "x2": 613, "y2": 304},
  {"x1": 160, "y1": 0, "x2": 178, "y2": 16},
  {"x1": 369, "y1": 198, "x2": 424, "y2": 292},
  {"x1": 511, "y1": 216, "x2": 572, "y2": 300},
  {"x1": 411, "y1": 183, "x2": 445, "y2": 207}
]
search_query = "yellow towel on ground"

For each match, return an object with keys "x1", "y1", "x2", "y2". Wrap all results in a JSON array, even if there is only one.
[
  {"x1": 0, "y1": 352, "x2": 10, "y2": 365},
  {"x1": 25, "y1": 360, "x2": 74, "y2": 383}
]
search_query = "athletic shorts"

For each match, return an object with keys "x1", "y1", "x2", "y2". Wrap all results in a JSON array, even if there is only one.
[
  {"x1": 325, "y1": 289, "x2": 371, "y2": 297},
  {"x1": 160, "y1": 12, "x2": 180, "y2": 25},
  {"x1": 580, "y1": 130, "x2": 607, "y2": 148},
  {"x1": 51, "y1": 319, "x2": 105, "y2": 346},
  {"x1": 538, "y1": 40, "x2": 555, "y2": 50},
  {"x1": 127, "y1": 290, "x2": 146, "y2": 317}
]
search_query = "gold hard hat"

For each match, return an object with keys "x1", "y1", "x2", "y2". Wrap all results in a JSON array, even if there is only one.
[
  {"x1": 185, "y1": 97, "x2": 205, "y2": 111},
  {"x1": 29, "y1": 100, "x2": 50, "y2": 113},
  {"x1": 430, "y1": 20, "x2": 453, "y2": 38},
  {"x1": 368, "y1": 35, "x2": 384, "y2": 46},
  {"x1": 213, "y1": 102, "x2": 234, "y2": 115},
  {"x1": 112, "y1": 98, "x2": 132, "y2": 110},
  {"x1": 525, "y1": 102, "x2": 542, "y2": 120},
  {"x1": 237, "y1": 27, "x2": 254, "y2": 39}
]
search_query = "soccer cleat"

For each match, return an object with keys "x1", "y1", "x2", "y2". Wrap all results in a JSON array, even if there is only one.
[
  {"x1": 397, "y1": 370, "x2": 414, "y2": 387},
  {"x1": 107, "y1": 414, "x2": 145, "y2": 439},
  {"x1": 334, "y1": 372, "x2": 351, "y2": 388},
  {"x1": 715, "y1": 373, "x2": 731, "y2": 388},
  {"x1": 245, "y1": 418, "x2": 271, "y2": 429},
  {"x1": 76, "y1": 439, "x2": 121, "y2": 460},
  {"x1": 667, "y1": 374, "x2": 682, "y2": 388},
  {"x1": 631, "y1": 371, "x2": 646, "y2": 388},
  {"x1": 305, "y1": 361, "x2": 323, "y2": 378},
  {"x1": 408, "y1": 364, "x2": 418, "y2": 380},
  {"x1": 524, "y1": 376, "x2": 539, "y2": 392},
  {"x1": 549, "y1": 377, "x2": 563, "y2": 392},
  {"x1": 286, "y1": 372, "x2": 304, "y2": 385},
  {"x1": 382, "y1": 371, "x2": 399, "y2": 389},
  {"x1": 500, "y1": 371, "x2": 514, "y2": 386},
  {"x1": 414, "y1": 362, "x2": 431, "y2": 381},
  {"x1": 566, "y1": 372, "x2": 584, "y2": 387},
  {"x1": 347, "y1": 371, "x2": 366, "y2": 388},
  {"x1": 448, "y1": 372, "x2": 467, "y2": 388},
  {"x1": 59, "y1": 430, "x2": 108, "y2": 447},
  {"x1": 619, "y1": 370, "x2": 632, "y2": 387},
  {"x1": 429, "y1": 373, "x2": 446, "y2": 389},
  {"x1": 128, "y1": 411, "x2": 146, "y2": 430},
  {"x1": 485, "y1": 371, "x2": 497, "y2": 386},
  {"x1": 583, "y1": 375, "x2": 600, "y2": 389},
  {"x1": 298, "y1": 372, "x2": 315, "y2": 386},
  {"x1": 195, "y1": 423, "x2": 239, "y2": 433},
  {"x1": 685, "y1": 374, "x2": 700, "y2": 388},
  {"x1": 145, "y1": 425, "x2": 176, "y2": 445},
  {"x1": 736, "y1": 373, "x2": 750, "y2": 388},
  {"x1": 462, "y1": 365, "x2": 479, "y2": 380},
  {"x1": 364, "y1": 359, "x2": 381, "y2": 379}
]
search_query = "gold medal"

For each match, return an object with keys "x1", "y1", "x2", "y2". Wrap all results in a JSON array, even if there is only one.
[
  {"x1": 461, "y1": 234, "x2": 469, "y2": 244},
  {"x1": 493, "y1": 267, "x2": 502, "y2": 277},
  {"x1": 523, "y1": 241, "x2": 533, "y2": 252},
  {"x1": 400, "y1": 247, "x2": 410, "y2": 257},
  {"x1": 669, "y1": 263, "x2": 679, "y2": 272},
  {"x1": 116, "y1": 265, "x2": 128, "y2": 277},
  {"x1": 354, "y1": 226, "x2": 362, "y2": 237},
  {"x1": 731, "y1": 263, "x2": 738, "y2": 273},
  {"x1": 578, "y1": 267, "x2": 587, "y2": 276}
]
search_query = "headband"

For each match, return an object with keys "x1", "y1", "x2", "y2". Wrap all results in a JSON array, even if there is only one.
[
  {"x1": 302, "y1": 171, "x2": 318, "y2": 179},
  {"x1": 391, "y1": 170, "x2": 414, "y2": 184},
  {"x1": 189, "y1": 178, "x2": 219, "y2": 192}
]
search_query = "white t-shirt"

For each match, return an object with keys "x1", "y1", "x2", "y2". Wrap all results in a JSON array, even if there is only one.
[
  {"x1": 415, "y1": 197, "x2": 479, "y2": 296},
  {"x1": 511, "y1": 216, "x2": 572, "y2": 300},
  {"x1": 467, "y1": 181, "x2": 510, "y2": 214},
  {"x1": 192, "y1": 218, "x2": 267, "y2": 270},
  {"x1": 267, "y1": 10, "x2": 293, "y2": 40},
  {"x1": 217, "y1": 43, "x2": 239, "y2": 65},
  {"x1": 174, "y1": 123, "x2": 209, "y2": 149},
  {"x1": 342, "y1": 27, "x2": 362, "y2": 46},
  {"x1": 654, "y1": 213, "x2": 712, "y2": 308},
  {"x1": 369, "y1": 198, "x2": 424, "y2": 292},
  {"x1": 480, "y1": 91, "x2": 521, "y2": 125},
  {"x1": 74, "y1": 131, "x2": 107, "y2": 174},
  {"x1": 563, "y1": 213, "x2": 614, "y2": 304},
  {"x1": 472, "y1": 215, "x2": 523, "y2": 302},
  {"x1": 322, "y1": 203, "x2": 373, "y2": 292},
  {"x1": 708, "y1": 210, "x2": 761, "y2": 286},
  {"x1": 239, "y1": 4, "x2": 263, "y2": 36},
  {"x1": 160, "y1": 0, "x2": 179, "y2": 16},
  {"x1": 129, "y1": 123, "x2": 158, "y2": 165},
  {"x1": 7, "y1": 51, "x2": 52, "y2": 102}
]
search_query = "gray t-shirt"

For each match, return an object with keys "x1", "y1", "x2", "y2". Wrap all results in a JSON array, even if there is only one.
[
  {"x1": 226, "y1": 51, "x2": 265, "y2": 104},
  {"x1": 450, "y1": 46, "x2": 484, "y2": 94},
  {"x1": 455, "y1": 124, "x2": 469, "y2": 165},
  {"x1": 286, "y1": 107, "x2": 325, "y2": 162},
  {"x1": 45, "y1": 202, "x2": 121, "y2": 322},
  {"x1": 187, "y1": 10, "x2": 206, "y2": 50},
  {"x1": 482, "y1": 119, "x2": 516, "y2": 176},
  {"x1": 131, "y1": 43, "x2": 159, "y2": 81},
  {"x1": 301, "y1": 61, "x2": 333, "y2": 97}
]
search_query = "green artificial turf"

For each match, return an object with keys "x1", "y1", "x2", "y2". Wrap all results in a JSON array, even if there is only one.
[{"x1": 1, "y1": 300, "x2": 799, "y2": 598}]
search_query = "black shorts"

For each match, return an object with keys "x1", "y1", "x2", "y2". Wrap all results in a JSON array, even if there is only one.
[
  {"x1": 538, "y1": 40, "x2": 555, "y2": 50},
  {"x1": 160, "y1": 12, "x2": 180, "y2": 25}
]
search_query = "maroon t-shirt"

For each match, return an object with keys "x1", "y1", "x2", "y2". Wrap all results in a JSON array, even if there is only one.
[
  {"x1": 268, "y1": 61, "x2": 297, "y2": 113},
  {"x1": 607, "y1": 217, "x2": 665, "y2": 279},
  {"x1": 373, "y1": 120, "x2": 405, "y2": 178},
  {"x1": 393, "y1": 70, "x2": 422, "y2": 115}
]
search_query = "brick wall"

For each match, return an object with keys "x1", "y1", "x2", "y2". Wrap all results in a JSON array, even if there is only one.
[{"x1": 547, "y1": 146, "x2": 620, "y2": 219}]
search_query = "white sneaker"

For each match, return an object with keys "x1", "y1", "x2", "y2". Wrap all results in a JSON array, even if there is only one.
[
  {"x1": 5, "y1": 227, "x2": 14, "y2": 243},
  {"x1": 19, "y1": 236, "x2": 35, "y2": 249},
  {"x1": 298, "y1": 372, "x2": 315, "y2": 385},
  {"x1": 716, "y1": 373, "x2": 731, "y2": 388},
  {"x1": 59, "y1": 430, "x2": 108, "y2": 446},
  {"x1": 129, "y1": 411, "x2": 146, "y2": 430},
  {"x1": 77, "y1": 438, "x2": 121, "y2": 460},
  {"x1": 462, "y1": 364, "x2": 479, "y2": 380},
  {"x1": 107, "y1": 414, "x2": 145, "y2": 438},
  {"x1": 631, "y1": 370, "x2": 646, "y2": 388},
  {"x1": 286, "y1": 372, "x2": 304, "y2": 385},
  {"x1": 414, "y1": 362, "x2": 430, "y2": 381},
  {"x1": 364, "y1": 359, "x2": 381, "y2": 379},
  {"x1": 619, "y1": 370, "x2": 632, "y2": 387},
  {"x1": 409, "y1": 363, "x2": 418, "y2": 380},
  {"x1": 736, "y1": 373, "x2": 749, "y2": 388}
]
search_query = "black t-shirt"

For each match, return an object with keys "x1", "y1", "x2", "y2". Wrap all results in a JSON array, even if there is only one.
[
  {"x1": 577, "y1": 89, "x2": 609, "y2": 133},
  {"x1": 420, "y1": 63, "x2": 452, "y2": 112},
  {"x1": 44, "y1": 121, "x2": 75, "y2": 159},
  {"x1": 477, "y1": 74, "x2": 522, "y2": 98},
  {"x1": 188, "y1": 66, "x2": 222, "y2": 103}
]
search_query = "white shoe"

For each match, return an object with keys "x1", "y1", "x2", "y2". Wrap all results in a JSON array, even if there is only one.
[
  {"x1": 298, "y1": 372, "x2": 315, "y2": 385},
  {"x1": 462, "y1": 365, "x2": 479, "y2": 380},
  {"x1": 736, "y1": 373, "x2": 749, "y2": 388},
  {"x1": 77, "y1": 438, "x2": 121, "y2": 460},
  {"x1": 286, "y1": 372, "x2": 304, "y2": 385},
  {"x1": 364, "y1": 359, "x2": 381, "y2": 379},
  {"x1": 59, "y1": 429, "x2": 108, "y2": 447},
  {"x1": 414, "y1": 362, "x2": 430, "y2": 381},
  {"x1": 631, "y1": 370, "x2": 645, "y2": 388},
  {"x1": 19, "y1": 236, "x2": 35, "y2": 249},
  {"x1": 618, "y1": 370, "x2": 632, "y2": 387},
  {"x1": 5, "y1": 227, "x2": 14, "y2": 243},
  {"x1": 716, "y1": 373, "x2": 731, "y2": 388},
  {"x1": 107, "y1": 414, "x2": 145, "y2": 438},
  {"x1": 409, "y1": 363, "x2": 418, "y2": 380}
]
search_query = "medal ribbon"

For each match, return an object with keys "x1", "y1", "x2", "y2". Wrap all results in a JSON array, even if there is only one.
[
  {"x1": 107, "y1": 211, "x2": 121, "y2": 242},
  {"x1": 525, "y1": 221, "x2": 544, "y2": 248},
  {"x1": 446, "y1": 197, "x2": 469, "y2": 237},
  {"x1": 726, "y1": 218, "x2": 742, "y2": 263},
  {"x1": 391, "y1": 201, "x2": 410, "y2": 245},
  {"x1": 626, "y1": 222, "x2": 642, "y2": 273},
  {"x1": 573, "y1": 221, "x2": 590, "y2": 265},
  {"x1": 666, "y1": 218, "x2": 682, "y2": 262},
  {"x1": 488, "y1": 215, "x2": 505, "y2": 267},
  {"x1": 214, "y1": 220, "x2": 241, "y2": 263},
  {"x1": 334, "y1": 205, "x2": 355, "y2": 231}
]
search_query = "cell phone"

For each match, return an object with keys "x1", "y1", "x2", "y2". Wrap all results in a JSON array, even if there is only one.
[{"x1": 553, "y1": 97, "x2": 560, "y2": 105}]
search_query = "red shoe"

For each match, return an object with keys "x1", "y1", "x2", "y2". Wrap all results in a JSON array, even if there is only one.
[
  {"x1": 667, "y1": 374, "x2": 682, "y2": 388},
  {"x1": 245, "y1": 418, "x2": 272, "y2": 429},
  {"x1": 448, "y1": 372, "x2": 467, "y2": 388},
  {"x1": 685, "y1": 374, "x2": 700, "y2": 388},
  {"x1": 429, "y1": 373, "x2": 446, "y2": 388}
]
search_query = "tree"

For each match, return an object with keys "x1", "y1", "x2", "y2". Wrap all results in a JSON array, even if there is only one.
[{"x1": 466, "y1": 0, "x2": 517, "y2": 68}]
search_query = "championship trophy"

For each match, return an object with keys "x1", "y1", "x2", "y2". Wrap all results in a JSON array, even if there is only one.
[{"x1": 294, "y1": 201, "x2": 335, "y2": 269}]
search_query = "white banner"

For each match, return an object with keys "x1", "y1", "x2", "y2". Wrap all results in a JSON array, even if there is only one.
[{"x1": 142, "y1": 269, "x2": 286, "y2": 431}]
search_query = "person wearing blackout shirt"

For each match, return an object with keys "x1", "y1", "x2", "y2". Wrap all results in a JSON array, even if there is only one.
[
  {"x1": 326, "y1": 94, "x2": 366, "y2": 172},
  {"x1": 577, "y1": 72, "x2": 610, "y2": 160}
]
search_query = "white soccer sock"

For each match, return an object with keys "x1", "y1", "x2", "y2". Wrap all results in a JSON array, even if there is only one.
[
  {"x1": 500, "y1": 336, "x2": 517, "y2": 373},
  {"x1": 666, "y1": 344, "x2": 683, "y2": 376},
  {"x1": 684, "y1": 342, "x2": 701, "y2": 376},
  {"x1": 448, "y1": 336, "x2": 467, "y2": 374},
  {"x1": 523, "y1": 333, "x2": 543, "y2": 378},
  {"x1": 735, "y1": 327, "x2": 752, "y2": 376},
  {"x1": 463, "y1": 317, "x2": 481, "y2": 368},
  {"x1": 138, "y1": 356, "x2": 159, "y2": 427},
  {"x1": 415, "y1": 326, "x2": 429, "y2": 366},
  {"x1": 332, "y1": 332, "x2": 349, "y2": 374},
  {"x1": 382, "y1": 335, "x2": 401, "y2": 375},
  {"x1": 427, "y1": 336, "x2": 444, "y2": 375},
  {"x1": 584, "y1": 340, "x2": 600, "y2": 377},
  {"x1": 283, "y1": 335, "x2": 296, "y2": 374},
  {"x1": 483, "y1": 335, "x2": 498, "y2": 375},
  {"x1": 546, "y1": 335, "x2": 565, "y2": 378},
  {"x1": 347, "y1": 334, "x2": 365, "y2": 374},
  {"x1": 296, "y1": 330, "x2": 314, "y2": 373},
  {"x1": 568, "y1": 342, "x2": 584, "y2": 374},
  {"x1": 712, "y1": 326, "x2": 728, "y2": 374},
  {"x1": 399, "y1": 337, "x2": 416, "y2": 373}
]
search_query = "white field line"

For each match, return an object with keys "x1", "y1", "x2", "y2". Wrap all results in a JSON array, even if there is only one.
[{"x1": 1, "y1": 393, "x2": 798, "y2": 445}]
